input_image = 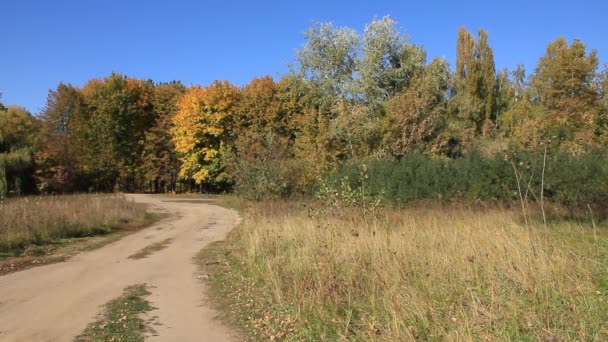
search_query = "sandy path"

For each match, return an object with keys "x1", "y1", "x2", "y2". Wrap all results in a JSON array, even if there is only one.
[{"x1": 0, "y1": 194, "x2": 241, "y2": 342}]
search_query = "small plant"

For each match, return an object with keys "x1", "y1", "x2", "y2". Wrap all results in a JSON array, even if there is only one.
[{"x1": 316, "y1": 164, "x2": 384, "y2": 211}]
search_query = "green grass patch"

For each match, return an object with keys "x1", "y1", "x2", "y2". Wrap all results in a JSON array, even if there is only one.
[{"x1": 76, "y1": 284, "x2": 155, "y2": 342}]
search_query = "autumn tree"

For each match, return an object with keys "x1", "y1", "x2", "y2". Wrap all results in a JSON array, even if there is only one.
[
  {"x1": 80, "y1": 73, "x2": 155, "y2": 191},
  {"x1": 383, "y1": 57, "x2": 451, "y2": 156},
  {"x1": 531, "y1": 37, "x2": 601, "y2": 151},
  {"x1": 275, "y1": 75, "x2": 321, "y2": 187},
  {"x1": 232, "y1": 76, "x2": 296, "y2": 165},
  {"x1": 172, "y1": 81, "x2": 239, "y2": 191},
  {"x1": 599, "y1": 64, "x2": 608, "y2": 141},
  {"x1": 235, "y1": 76, "x2": 281, "y2": 133},
  {"x1": 500, "y1": 98, "x2": 546, "y2": 148},
  {"x1": 37, "y1": 83, "x2": 84, "y2": 192},
  {"x1": 140, "y1": 81, "x2": 186, "y2": 193},
  {"x1": 226, "y1": 76, "x2": 300, "y2": 199},
  {"x1": 498, "y1": 63, "x2": 560, "y2": 150}
]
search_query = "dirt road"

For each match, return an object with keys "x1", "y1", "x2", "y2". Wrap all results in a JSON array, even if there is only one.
[{"x1": 0, "y1": 194, "x2": 241, "y2": 342}]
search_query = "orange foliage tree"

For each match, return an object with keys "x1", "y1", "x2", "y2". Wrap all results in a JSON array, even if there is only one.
[{"x1": 171, "y1": 81, "x2": 239, "y2": 189}]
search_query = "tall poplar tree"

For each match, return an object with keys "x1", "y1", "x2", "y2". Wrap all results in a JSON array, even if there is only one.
[
  {"x1": 476, "y1": 30, "x2": 497, "y2": 134},
  {"x1": 452, "y1": 27, "x2": 497, "y2": 137}
]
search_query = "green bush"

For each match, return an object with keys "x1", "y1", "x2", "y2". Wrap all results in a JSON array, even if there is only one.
[
  {"x1": 224, "y1": 132, "x2": 308, "y2": 201},
  {"x1": 321, "y1": 148, "x2": 608, "y2": 218},
  {"x1": 229, "y1": 157, "x2": 306, "y2": 200}
]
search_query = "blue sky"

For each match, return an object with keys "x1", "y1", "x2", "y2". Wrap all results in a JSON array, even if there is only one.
[{"x1": 2, "y1": 0, "x2": 607, "y2": 113}]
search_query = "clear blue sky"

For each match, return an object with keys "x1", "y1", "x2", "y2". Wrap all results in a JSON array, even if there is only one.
[{"x1": 2, "y1": 0, "x2": 607, "y2": 114}]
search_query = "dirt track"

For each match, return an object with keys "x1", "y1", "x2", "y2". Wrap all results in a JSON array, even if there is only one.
[{"x1": 0, "y1": 194, "x2": 241, "y2": 342}]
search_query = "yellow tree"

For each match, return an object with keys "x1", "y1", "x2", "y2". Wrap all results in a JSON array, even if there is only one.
[
  {"x1": 171, "y1": 81, "x2": 239, "y2": 189},
  {"x1": 532, "y1": 37, "x2": 600, "y2": 151}
]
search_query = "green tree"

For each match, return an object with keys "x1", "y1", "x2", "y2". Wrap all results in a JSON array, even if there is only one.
[
  {"x1": 0, "y1": 92, "x2": 6, "y2": 112},
  {"x1": 357, "y1": 16, "x2": 426, "y2": 115},
  {"x1": 451, "y1": 27, "x2": 497, "y2": 138},
  {"x1": 511, "y1": 64, "x2": 527, "y2": 102},
  {"x1": 476, "y1": 29, "x2": 497, "y2": 134},
  {"x1": 494, "y1": 68, "x2": 513, "y2": 132},
  {"x1": 296, "y1": 22, "x2": 359, "y2": 101},
  {"x1": 0, "y1": 106, "x2": 38, "y2": 197},
  {"x1": 236, "y1": 76, "x2": 282, "y2": 134}
]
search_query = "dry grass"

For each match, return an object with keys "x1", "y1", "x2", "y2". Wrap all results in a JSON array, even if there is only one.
[
  {"x1": 211, "y1": 202, "x2": 608, "y2": 341},
  {"x1": 0, "y1": 194, "x2": 148, "y2": 255}
]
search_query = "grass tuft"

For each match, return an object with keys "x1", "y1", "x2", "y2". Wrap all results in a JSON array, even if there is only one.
[{"x1": 76, "y1": 284, "x2": 155, "y2": 342}]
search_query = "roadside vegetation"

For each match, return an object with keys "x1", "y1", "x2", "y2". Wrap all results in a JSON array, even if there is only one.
[
  {"x1": 1, "y1": 17, "x2": 605, "y2": 200},
  {"x1": 0, "y1": 194, "x2": 150, "y2": 258},
  {"x1": 1, "y1": 12, "x2": 607, "y2": 341},
  {"x1": 204, "y1": 201, "x2": 608, "y2": 341},
  {"x1": 76, "y1": 284, "x2": 155, "y2": 342}
]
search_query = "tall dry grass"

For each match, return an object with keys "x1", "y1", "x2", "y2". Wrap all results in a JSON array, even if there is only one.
[
  {"x1": 0, "y1": 194, "x2": 147, "y2": 254},
  {"x1": 223, "y1": 202, "x2": 608, "y2": 341}
]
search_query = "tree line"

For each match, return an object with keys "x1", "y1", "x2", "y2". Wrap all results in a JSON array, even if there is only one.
[{"x1": 1, "y1": 17, "x2": 606, "y2": 199}]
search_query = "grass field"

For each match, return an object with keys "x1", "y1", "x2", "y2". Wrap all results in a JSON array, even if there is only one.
[
  {"x1": 0, "y1": 194, "x2": 149, "y2": 256},
  {"x1": 203, "y1": 201, "x2": 608, "y2": 341}
]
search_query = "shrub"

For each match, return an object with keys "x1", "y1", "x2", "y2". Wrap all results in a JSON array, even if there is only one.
[
  {"x1": 322, "y1": 148, "x2": 608, "y2": 218},
  {"x1": 225, "y1": 132, "x2": 310, "y2": 200}
]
